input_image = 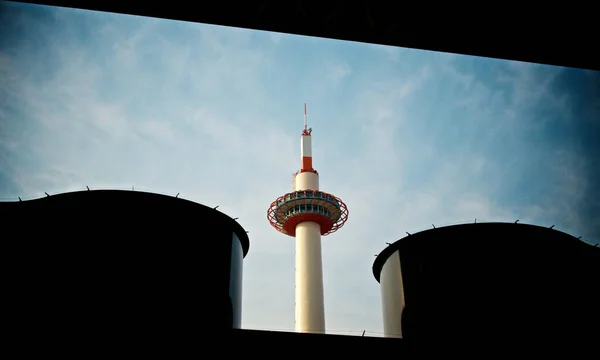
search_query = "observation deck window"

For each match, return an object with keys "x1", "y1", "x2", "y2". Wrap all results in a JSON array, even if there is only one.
[{"x1": 278, "y1": 201, "x2": 338, "y2": 223}]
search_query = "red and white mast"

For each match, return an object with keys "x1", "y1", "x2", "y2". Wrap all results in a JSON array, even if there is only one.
[{"x1": 267, "y1": 104, "x2": 349, "y2": 334}]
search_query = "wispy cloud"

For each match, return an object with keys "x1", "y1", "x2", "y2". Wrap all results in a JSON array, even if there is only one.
[
  {"x1": 1, "y1": 1, "x2": 598, "y2": 337},
  {"x1": 269, "y1": 31, "x2": 284, "y2": 44},
  {"x1": 324, "y1": 59, "x2": 351, "y2": 83}
]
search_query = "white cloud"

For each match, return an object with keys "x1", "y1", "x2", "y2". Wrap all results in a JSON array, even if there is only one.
[
  {"x1": 269, "y1": 32, "x2": 284, "y2": 44},
  {"x1": 137, "y1": 119, "x2": 176, "y2": 144},
  {"x1": 517, "y1": 147, "x2": 592, "y2": 237},
  {"x1": 365, "y1": 43, "x2": 414, "y2": 64},
  {"x1": 112, "y1": 17, "x2": 160, "y2": 65},
  {"x1": 498, "y1": 60, "x2": 571, "y2": 119},
  {"x1": 325, "y1": 60, "x2": 351, "y2": 83}
]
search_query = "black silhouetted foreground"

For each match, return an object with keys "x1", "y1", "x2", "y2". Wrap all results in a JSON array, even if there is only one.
[
  {"x1": 2, "y1": 191, "x2": 598, "y2": 356},
  {"x1": 374, "y1": 222, "x2": 600, "y2": 356},
  {"x1": 2, "y1": 190, "x2": 249, "y2": 349}
]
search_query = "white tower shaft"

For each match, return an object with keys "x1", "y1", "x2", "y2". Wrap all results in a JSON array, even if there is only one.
[
  {"x1": 294, "y1": 222, "x2": 325, "y2": 333},
  {"x1": 294, "y1": 171, "x2": 325, "y2": 334}
]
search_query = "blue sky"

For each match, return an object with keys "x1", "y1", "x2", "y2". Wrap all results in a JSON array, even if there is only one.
[{"x1": 1, "y1": 1, "x2": 599, "y2": 336}]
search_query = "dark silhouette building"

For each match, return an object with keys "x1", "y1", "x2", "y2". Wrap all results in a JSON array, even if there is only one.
[
  {"x1": 4, "y1": 190, "x2": 597, "y2": 355},
  {"x1": 373, "y1": 222, "x2": 600, "y2": 355},
  {"x1": 2, "y1": 189, "x2": 249, "y2": 343}
]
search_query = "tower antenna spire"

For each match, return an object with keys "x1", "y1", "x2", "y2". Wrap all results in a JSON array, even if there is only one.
[{"x1": 304, "y1": 103, "x2": 307, "y2": 130}]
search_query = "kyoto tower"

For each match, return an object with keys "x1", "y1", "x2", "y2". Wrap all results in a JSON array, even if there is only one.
[{"x1": 267, "y1": 104, "x2": 349, "y2": 334}]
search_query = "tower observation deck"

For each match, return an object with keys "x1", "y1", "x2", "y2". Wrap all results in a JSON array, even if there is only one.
[{"x1": 267, "y1": 104, "x2": 349, "y2": 334}]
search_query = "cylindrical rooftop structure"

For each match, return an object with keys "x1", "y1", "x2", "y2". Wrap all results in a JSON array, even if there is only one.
[
  {"x1": 1, "y1": 189, "x2": 250, "y2": 342},
  {"x1": 372, "y1": 222, "x2": 600, "y2": 353}
]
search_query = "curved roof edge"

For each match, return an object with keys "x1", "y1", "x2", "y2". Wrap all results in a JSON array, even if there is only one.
[
  {"x1": 372, "y1": 222, "x2": 597, "y2": 283},
  {"x1": 1, "y1": 189, "x2": 250, "y2": 257}
]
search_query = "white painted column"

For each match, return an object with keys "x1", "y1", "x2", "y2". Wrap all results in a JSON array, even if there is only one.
[
  {"x1": 293, "y1": 170, "x2": 324, "y2": 333},
  {"x1": 380, "y1": 250, "x2": 405, "y2": 338},
  {"x1": 294, "y1": 172, "x2": 319, "y2": 191},
  {"x1": 294, "y1": 221, "x2": 325, "y2": 333}
]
